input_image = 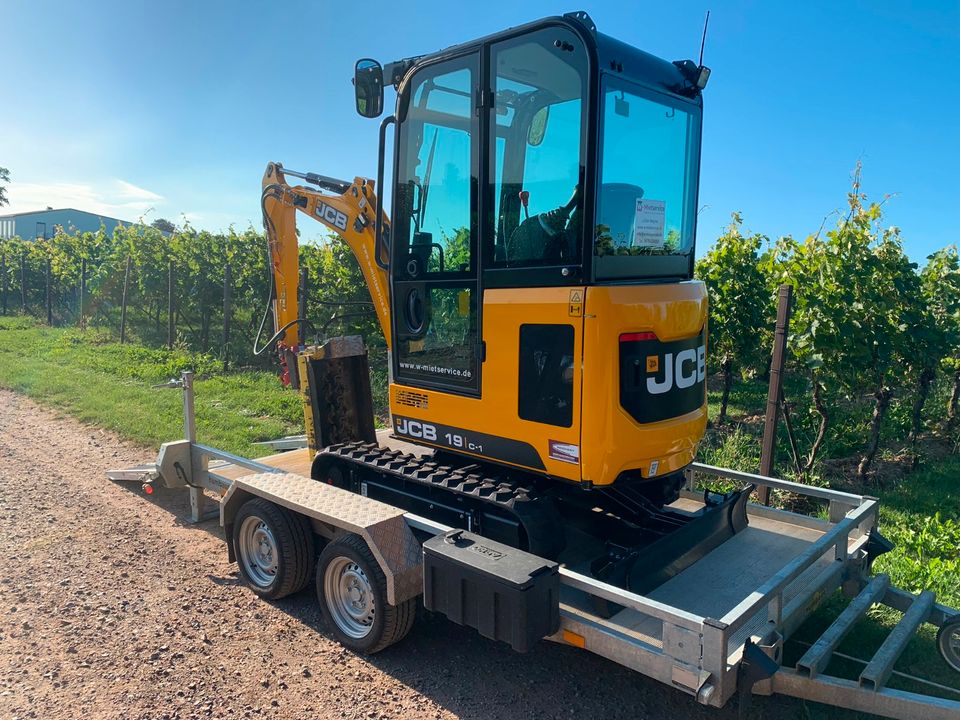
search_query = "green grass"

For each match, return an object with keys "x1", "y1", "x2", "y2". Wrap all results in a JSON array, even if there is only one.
[{"x1": 0, "y1": 316, "x2": 304, "y2": 457}]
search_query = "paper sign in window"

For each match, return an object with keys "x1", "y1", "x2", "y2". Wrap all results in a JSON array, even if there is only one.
[{"x1": 634, "y1": 199, "x2": 666, "y2": 247}]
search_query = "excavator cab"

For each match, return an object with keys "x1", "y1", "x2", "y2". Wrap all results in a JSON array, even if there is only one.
[{"x1": 355, "y1": 12, "x2": 710, "y2": 495}]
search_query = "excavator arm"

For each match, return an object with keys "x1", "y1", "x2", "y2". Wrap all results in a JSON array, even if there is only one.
[{"x1": 260, "y1": 162, "x2": 392, "y2": 365}]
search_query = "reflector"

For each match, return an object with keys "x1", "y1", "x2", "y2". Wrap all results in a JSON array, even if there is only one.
[{"x1": 619, "y1": 331, "x2": 657, "y2": 343}]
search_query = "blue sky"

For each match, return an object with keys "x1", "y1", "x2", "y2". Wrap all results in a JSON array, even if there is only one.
[{"x1": 1, "y1": 0, "x2": 957, "y2": 260}]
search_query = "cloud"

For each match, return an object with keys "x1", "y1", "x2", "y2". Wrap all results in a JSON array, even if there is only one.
[
  {"x1": 4, "y1": 179, "x2": 166, "y2": 222},
  {"x1": 114, "y1": 180, "x2": 164, "y2": 203}
]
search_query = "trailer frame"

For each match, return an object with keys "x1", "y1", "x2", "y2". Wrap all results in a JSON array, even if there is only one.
[{"x1": 107, "y1": 371, "x2": 960, "y2": 719}]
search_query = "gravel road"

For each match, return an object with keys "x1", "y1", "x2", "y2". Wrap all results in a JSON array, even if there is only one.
[{"x1": 0, "y1": 389, "x2": 808, "y2": 720}]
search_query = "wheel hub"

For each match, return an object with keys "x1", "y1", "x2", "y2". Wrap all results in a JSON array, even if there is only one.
[
  {"x1": 325, "y1": 557, "x2": 376, "y2": 639},
  {"x1": 238, "y1": 516, "x2": 279, "y2": 588}
]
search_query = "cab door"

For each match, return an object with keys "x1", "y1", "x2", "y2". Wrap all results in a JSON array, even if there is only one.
[
  {"x1": 477, "y1": 27, "x2": 591, "y2": 481},
  {"x1": 391, "y1": 53, "x2": 481, "y2": 397}
]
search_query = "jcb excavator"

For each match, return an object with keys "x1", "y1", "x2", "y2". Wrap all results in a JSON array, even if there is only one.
[
  {"x1": 259, "y1": 11, "x2": 739, "y2": 604},
  {"x1": 107, "y1": 14, "x2": 960, "y2": 707}
]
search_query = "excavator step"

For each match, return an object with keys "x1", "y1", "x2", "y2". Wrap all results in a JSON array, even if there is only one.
[
  {"x1": 797, "y1": 573, "x2": 891, "y2": 678},
  {"x1": 859, "y1": 590, "x2": 935, "y2": 691}
]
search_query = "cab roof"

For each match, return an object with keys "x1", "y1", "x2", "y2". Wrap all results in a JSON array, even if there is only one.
[{"x1": 388, "y1": 11, "x2": 704, "y2": 105}]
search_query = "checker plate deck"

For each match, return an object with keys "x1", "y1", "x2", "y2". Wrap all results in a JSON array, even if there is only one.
[{"x1": 224, "y1": 471, "x2": 421, "y2": 604}]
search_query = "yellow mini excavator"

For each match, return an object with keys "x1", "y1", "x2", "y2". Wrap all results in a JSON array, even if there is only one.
[{"x1": 258, "y1": 10, "x2": 744, "y2": 598}]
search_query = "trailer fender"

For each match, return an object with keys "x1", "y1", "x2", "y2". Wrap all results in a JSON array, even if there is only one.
[{"x1": 221, "y1": 472, "x2": 422, "y2": 604}]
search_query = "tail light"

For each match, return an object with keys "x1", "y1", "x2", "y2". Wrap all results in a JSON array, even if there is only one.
[{"x1": 619, "y1": 331, "x2": 657, "y2": 343}]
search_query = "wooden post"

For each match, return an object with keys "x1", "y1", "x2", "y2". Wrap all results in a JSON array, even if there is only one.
[
  {"x1": 758, "y1": 284, "x2": 793, "y2": 504},
  {"x1": 297, "y1": 265, "x2": 308, "y2": 347},
  {"x1": 167, "y1": 260, "x2": 175, "y2": 350},
  {"x1": 120, "y1": 255, "x2": 132, "y2": 343},
  {"x1": 222, "y1": 262, "x2": 232, "y2": 370},
  {"x1": 45, "y1": 256, "x2": 52, "y2": 325},
  {"x1": 20, "y1": 253, "x2": 27, "y2": 312},
  {"x1": 1, "y1": 254, "x2": 7, "y2": 315},
  {"x1": 79, "y1": 258, "x2": 86, "y2": 328}
]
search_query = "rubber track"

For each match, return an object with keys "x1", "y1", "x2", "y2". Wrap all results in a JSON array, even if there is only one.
[
  {"x1": 317, "y1": 442, "x2": 564, "y2": 558},
  {"x1": 323, "y1": 441, "x2": 540, "y2": 505}
]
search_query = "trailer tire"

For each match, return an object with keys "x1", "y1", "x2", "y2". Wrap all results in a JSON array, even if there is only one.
[
  {"x1": 234, "y1": 498, "x2": 314, "y2": 600},
  {"x1": 937, "y1": 616, "x2": 960, "y2": 673},
  {"x1": 316, "y1": 533, "x2": 416, "y2": 654}
]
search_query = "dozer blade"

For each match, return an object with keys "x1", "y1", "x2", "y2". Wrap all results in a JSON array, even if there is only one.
[{"x1": 628, "y1": 484, "x2": 753, "y2": 595}]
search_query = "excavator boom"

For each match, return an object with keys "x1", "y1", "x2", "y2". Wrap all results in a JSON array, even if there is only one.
[{"x1": 260, "y1": 162, "x2": 392, "y2": 371}]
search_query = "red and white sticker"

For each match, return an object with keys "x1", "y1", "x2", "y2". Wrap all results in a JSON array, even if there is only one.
[{"x1": 549, "y1": 441, "x2": 580, "y2": 465}]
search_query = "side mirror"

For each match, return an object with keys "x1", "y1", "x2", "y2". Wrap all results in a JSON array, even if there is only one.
[{"x1": 354, "y1": 59, "x2": 384, "y2": 118}]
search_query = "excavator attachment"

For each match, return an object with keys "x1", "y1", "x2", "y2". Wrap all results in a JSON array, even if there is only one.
[
  {"x1": 627, "y1": 486, "x2": 752, "y2": 594},
  {"x1": 587, "y1": 485, "x2": 753, "y2": 613}
]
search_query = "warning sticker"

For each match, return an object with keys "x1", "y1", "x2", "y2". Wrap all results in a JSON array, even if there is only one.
[
  {"x1": 568, "y1": 289, "x2": 583, "y2": 317},
  {"x1": 634, "y1": 199, "x2": 666, "y2": 247}
]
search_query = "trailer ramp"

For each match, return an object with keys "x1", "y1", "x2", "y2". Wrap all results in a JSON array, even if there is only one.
[{"x1": 754, "y1": 579, "x2": 960, "y2": 720}]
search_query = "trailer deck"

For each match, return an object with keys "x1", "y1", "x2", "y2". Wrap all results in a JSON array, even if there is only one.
[{"x1": 106, "y1": 372, "x2": 960, "y2": 719}]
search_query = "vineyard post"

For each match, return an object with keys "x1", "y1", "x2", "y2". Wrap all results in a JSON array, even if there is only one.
[
  {"x1": 20, "y1": 252, "x2": 27, "y2": 312},
  {"x1": 120, "y1": 255, "x2": 132, "y2": 343},
  {"x1": 45, "y1": 256, "x2": 52, "y2": 325},
  {"x1": 222, "y1": 262, "x2": 232, "y2": 371},
  {"x1": 79, "y1": 258, "x2": 86, "y2": 328},
  {"x1": 758, "y1": 284, "x2": 793, "y2": 504},
  {"x1": 167, "y1": 260, "x2": 175, "y2": 350},
  {"x1": 298, "y1": 265, "x2": 308, "y2": 347},
  {"x1": 1, "y1": 253, "x2": 7, "y2": 315}
]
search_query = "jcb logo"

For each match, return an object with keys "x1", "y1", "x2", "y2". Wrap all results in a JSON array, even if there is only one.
[
  {"x1": 316, "y1": 202, "x2": 348, "y2": 232},
  {"x1": 395, "y1": 417, "x2": 437, "y2": 441},
  {"x1": 647, "y1": 345, "x2": 706, "y2": 395}
]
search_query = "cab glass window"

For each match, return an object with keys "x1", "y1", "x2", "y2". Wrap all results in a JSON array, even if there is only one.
[
  {"x1": 395, "y1": 60, "x2": 476, "y2": 277},
  {"x1": 396, "y1": 286, "x2": 477, "y2": 387},
  {"x1": 595, "y1": 79, "x2": 700, "y2": 273},
  {"x1": 488, "y1": 28, "x2": 587, "y2": 268}
]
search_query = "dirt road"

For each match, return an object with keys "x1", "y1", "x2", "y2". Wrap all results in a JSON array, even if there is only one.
[{"x1": 0, "y1": 389, "x2": 806, "y2": 720}]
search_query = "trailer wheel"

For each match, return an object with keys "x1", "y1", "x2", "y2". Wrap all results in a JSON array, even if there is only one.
[
  {"x1": 938, "y1": 616, "x2": 960, "y2": 673},
  {"x1": 234, "y1": 498, "x2": 314, "y2": 600},
  {"x1": 316, "y1": 534, "x2": 416, "y2": 654}
]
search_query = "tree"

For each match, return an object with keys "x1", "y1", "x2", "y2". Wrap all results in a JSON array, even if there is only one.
[
  {"x1": 0, "y1": 167, "x2": 10, "y2": 207},
  {"x1": 696, "y1": 214, "x2": 770, "y2": 423},
  {"x1": 900, "y1": 260, "x2": 943, "y2": 451},
  {"x1": 768, "y1": 168, "x2": 918, "y2": 481},
  {"x1": 920, "y1": 247, "x2": 960, "y2": 426},
  {"x1": 151, "y1": 218, "x2": 176, "y2": 234}
]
